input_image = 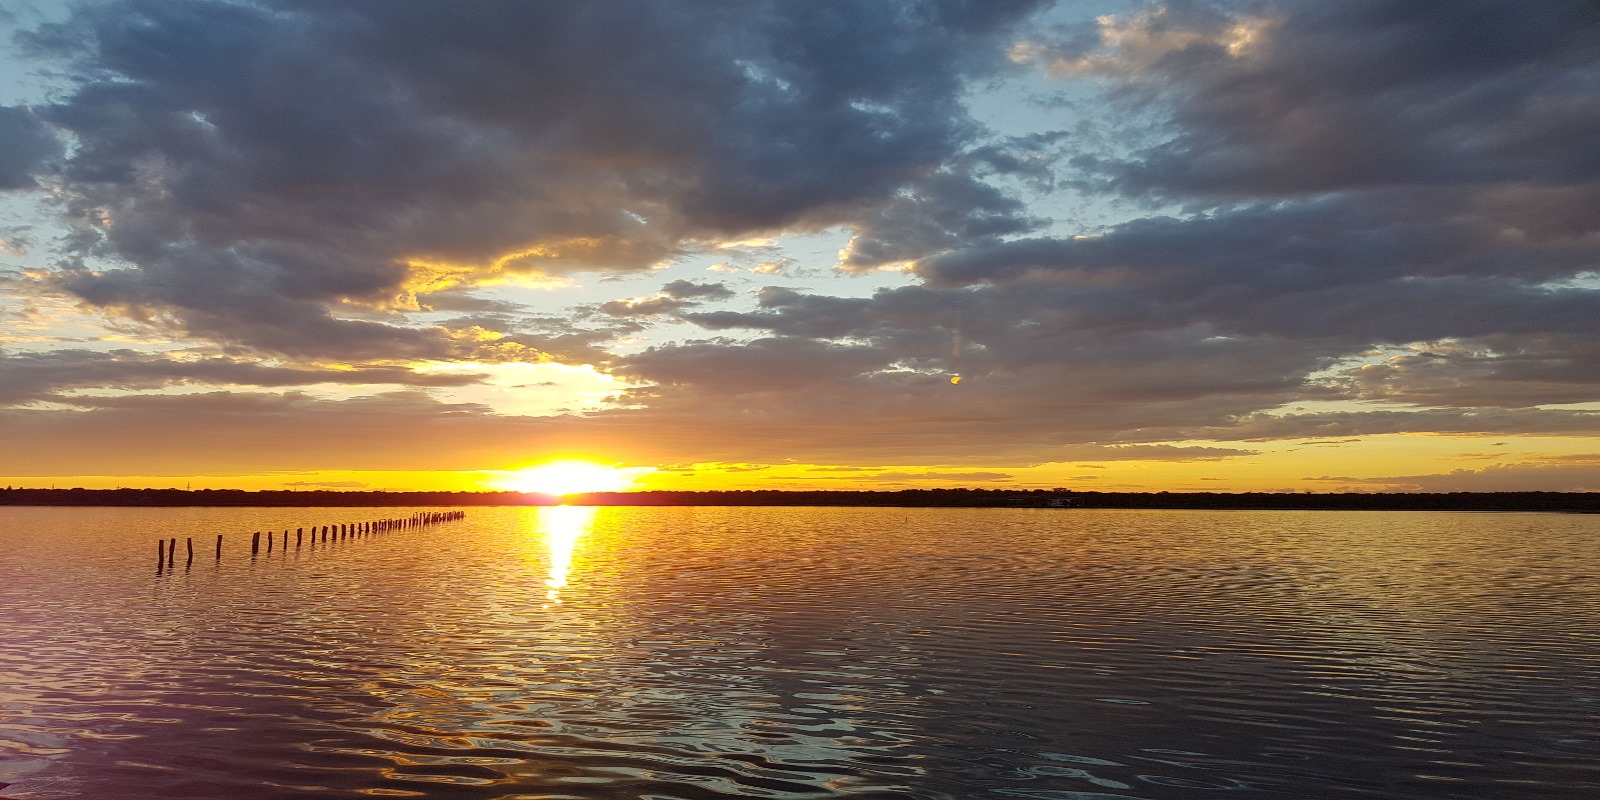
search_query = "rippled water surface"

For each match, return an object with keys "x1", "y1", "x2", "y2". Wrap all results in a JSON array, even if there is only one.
[{"x1": 1, "y1": 506, "x2": 1598, "y2": 799}]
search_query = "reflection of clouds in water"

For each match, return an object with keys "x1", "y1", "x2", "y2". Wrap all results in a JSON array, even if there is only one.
[{"x1": 539, "y1": 505, "x2": 596, "y2": 603}]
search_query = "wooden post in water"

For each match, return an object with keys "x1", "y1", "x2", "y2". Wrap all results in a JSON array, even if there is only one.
[
  {"x1": 185, "y1": 537, "x2": 194, "y2": 568},
  {"x1": 252, "y1": 531, "x2": 260, "y2": 555},
  {"x1": 282, "y1": 530, "x2": 288, "y2": 550},
  {"x1": 157, "y1": 540, "x2": 165, "y2": 573},
  {"x1": 216, "y1": 534, "x2": 223, "y2": 561},
  {"x1": 167, "y1": 538, "x2": 176, "y2": 569},
  {"x1": 296, "y1": 528, "x2": 303, "y2": 548}
]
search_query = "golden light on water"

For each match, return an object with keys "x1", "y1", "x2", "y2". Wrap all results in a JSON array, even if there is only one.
[
  {"x1": 538, "y1": 505, "x2": 597, "y2": 603},
  {"x1": 492, "y1": 459, "x2": 649, "y2": 495}
]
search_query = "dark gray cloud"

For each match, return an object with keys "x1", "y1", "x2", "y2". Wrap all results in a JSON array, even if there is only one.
[
  {"x1": 598, "y1": 279, "x2": 735, "y2": 317},
  {"x1": 1023, "y1": 0, "x2": 1600, "y2": 197},
  {"x1": 919, "y1": 191, "x2": 1600, "y2": 290},
  {"x1": 683, "y1": 281, "x2": 1336, "y2": 399},
  {"x1": 844, "y1": 0, "x2": 1600, "y2": 446},
  {"x1": 660, "y1": 280, "x2": 733, "y2": 301},
  {"x1": 1186, "y1": 408, "x2": 1600, "y2": 441},
  {"x1": 0, "y1": 387, "x2": 1261, "y2": 476},
  {"x1": 621, "y1": 337, "x2": 893, "y2": 394},
  {"x1": 597, "y1": 297, "x2": 694, "y2": 319},
  {"x1": 416, "y1": 292, "x2": 526, "y2": 314},
  {"x1": 0, "y1": 347, "x2": 484, "y2": 406},
  {"x1": 0, "y1": 391, "x2": 510, "y2": 475},
  {"x1": 901, "y1": 196, "x2": 1600, "y2": 403},
  {"x1": 968, "y1": 0, "x2": 1600, "y2": 400},
  {"x1": 4, "y1": 0, "x2": 1598, "y2": 476},
  {"x1": 1323, "y1": 335, "x2": 1600, "y2": 409},
  {"x1": 0, "y1": 105, "x2": 60, "y2": 189},
  {"x1": 839, "y1": 165, "x2": 1044, "y2": 271},
  {"x1": 1308, "y1": 455, "x2": 1600, "y2": 492},
  {"x1": 614, "y1": 313, "x2": 1297, "y2": 460},
  {"x1": 17, "y1": 0, "x2": 1045, "y2": 357}
]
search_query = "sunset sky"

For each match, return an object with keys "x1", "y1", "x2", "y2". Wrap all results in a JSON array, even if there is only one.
[{"x1": 1, "y1": 0, "x2": 1597, "y2": 493}]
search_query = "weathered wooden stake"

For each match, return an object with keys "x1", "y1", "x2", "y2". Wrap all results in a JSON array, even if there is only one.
[
  {"x1": 216, "y1": 534, "x2": 223, "y2": 560},
  {"x1": 296, "y1": 528, "x2": 303, "y2": 548},
  {"x1": 186, "y1": 537, "x2": 194, "y2": 567},
  {"x1": 252, "y1": 531, "x2": 260, "y2": 555},
  {"x1": 167, "y1": 537, "x2": 176, "y2": 568},
  {"x1": 157, "y1": 540, "x2": 165, "y2": 572}
]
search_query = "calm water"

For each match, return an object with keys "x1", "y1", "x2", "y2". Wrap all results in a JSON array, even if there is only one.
[{"x1": 1, "y1": 507, "x2": 1597, "y2": 799}]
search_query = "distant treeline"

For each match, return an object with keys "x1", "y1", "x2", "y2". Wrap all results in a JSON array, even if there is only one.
[{"x1": 1, "y1": 487, "x2": 1596, "y2": 512}]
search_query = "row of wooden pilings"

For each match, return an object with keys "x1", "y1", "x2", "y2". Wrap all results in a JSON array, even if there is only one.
[{"x1": 156, "y1": 510, "x2": 467, "y2": 573}]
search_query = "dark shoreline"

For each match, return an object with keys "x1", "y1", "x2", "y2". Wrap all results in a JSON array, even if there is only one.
[{"x1": 1, "y1": 487, "x2": 1596, "y2": 513}]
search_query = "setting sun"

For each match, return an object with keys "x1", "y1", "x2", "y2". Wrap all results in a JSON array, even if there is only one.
[{"x1": 492, "y1": 460, "x2": 647, "y2": 495}]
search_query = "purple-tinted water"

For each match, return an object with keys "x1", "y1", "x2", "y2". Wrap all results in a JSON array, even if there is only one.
[{"x1": 1, "y1": 506, "x2": 1597, "y2": 799}]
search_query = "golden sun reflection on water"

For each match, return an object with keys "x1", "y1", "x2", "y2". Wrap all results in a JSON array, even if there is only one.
[
  {"x1": 5, "y1": 508, "x2": 1600, "y2": 798},
  {"x1": 537, "y1": 505, "x2": 597, "y2": 603}
]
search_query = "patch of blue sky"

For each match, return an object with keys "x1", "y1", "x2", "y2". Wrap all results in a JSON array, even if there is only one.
[{"x1": 0, "y1": 0, "x2": 74, "y2": 105}]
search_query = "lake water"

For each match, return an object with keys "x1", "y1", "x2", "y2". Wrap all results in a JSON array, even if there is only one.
[{"x1": 0, "y1": 506, "x2": 1597, "y2": 799}]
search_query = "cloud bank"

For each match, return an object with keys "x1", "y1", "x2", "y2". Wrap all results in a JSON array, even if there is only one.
[{"x1": 3, "y1": 0, "x2": 1598, "y2": 486}]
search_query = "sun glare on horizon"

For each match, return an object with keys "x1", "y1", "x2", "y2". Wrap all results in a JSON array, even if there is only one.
[{"x1": 492, "y1": 460, "x2": 648, "y2": 495}]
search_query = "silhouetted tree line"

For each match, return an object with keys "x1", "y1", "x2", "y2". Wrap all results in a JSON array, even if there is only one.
[{"x1": 1, "y1": 487, "x2": 1595, "y2": 512}]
